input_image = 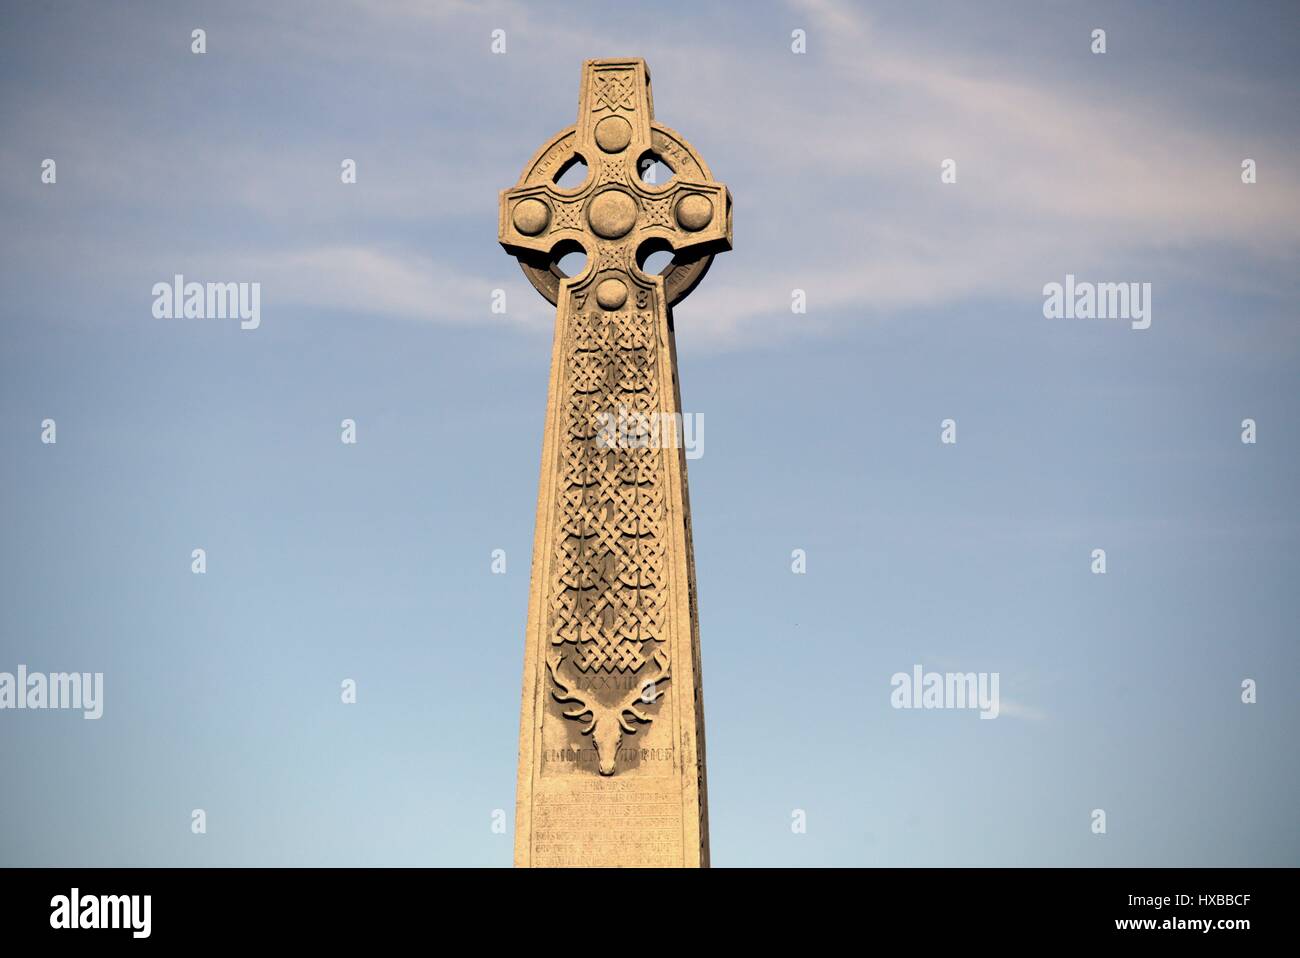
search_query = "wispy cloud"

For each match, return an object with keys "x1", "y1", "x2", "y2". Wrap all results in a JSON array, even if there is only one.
[
  {"x1": 229, "y1": 244, "x2": 552, "y2": 330},
  {"x1": 677, "y1": 0, "x2": 1300, "y2": 346},
  {"x1": 3, "y1": 0, "x2": 1295, "y2": 353},
  {"x1": 998, "y1": 699, "x2": 1047, "y2": 722}
]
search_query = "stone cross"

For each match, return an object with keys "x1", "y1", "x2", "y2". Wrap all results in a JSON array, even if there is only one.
[{"x1": 499, "y1": 58, "x2": 730, "y2": 868}]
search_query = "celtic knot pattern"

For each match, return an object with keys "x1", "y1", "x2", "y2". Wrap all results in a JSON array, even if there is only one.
[
  {"x1": 549, "y1": 305, "x2": 666, "y2": 673},
  {"x1": 591, "y1": 72, "x2": 635, "y2": 113},
  {"x1": 552, "y1": 201, "x2": 583, "y2": 231},
  {"x1": 596, "y1": 158, "x2": 628, "y2": 186},
  {"x1": 595, "y1": 243, "x2": 629, "y2": 273},
  {"x1": 641, "y1": 197, "x2": 674, "y2": 230}
]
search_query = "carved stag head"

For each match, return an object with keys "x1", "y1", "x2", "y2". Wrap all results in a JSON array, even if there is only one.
[{"x1": 547, "y1": 651, "x2": 670, "y2": 776}]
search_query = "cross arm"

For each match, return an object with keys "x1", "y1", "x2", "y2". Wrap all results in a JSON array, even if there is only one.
[
  {"x1": 631, "y1": 178, "x2": 732, "y2": 257},
  {"x1": 499, "y1": 183, "x2": 586, "y2": 257}
]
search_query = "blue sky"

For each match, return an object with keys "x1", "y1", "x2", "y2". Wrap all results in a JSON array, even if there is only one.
[{"x1": 1, "y1": 0, "x2": 1296, "y2": 866}]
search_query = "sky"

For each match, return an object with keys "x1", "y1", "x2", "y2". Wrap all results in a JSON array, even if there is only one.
[{"x1": 0, "y1": 0, "x2": 1296, "y2": 867}]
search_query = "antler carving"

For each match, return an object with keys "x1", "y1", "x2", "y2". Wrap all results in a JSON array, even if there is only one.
[
  {"x1": 546, "y1": 650, "x2": 671, "y2": 775},
  {"x1": 547, "y1": 653, "x2": 598, "y2": 733},
  {"x1": 616, "y1": 650, "x2": 670, "y2": 732}
]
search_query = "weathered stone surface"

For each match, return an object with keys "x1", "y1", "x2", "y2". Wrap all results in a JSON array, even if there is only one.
[{"x1": 499, "y1": 58, "x2": 731, "y2": 868}]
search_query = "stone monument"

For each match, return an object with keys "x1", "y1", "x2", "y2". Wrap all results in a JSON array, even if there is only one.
[{"x1": 499, "y1": 58, "x2": 731, "y2": 867}]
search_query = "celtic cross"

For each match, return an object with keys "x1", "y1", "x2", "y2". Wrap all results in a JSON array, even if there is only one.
[{"x1": 500, "y1": 58, "x2": 730, "y2": 867}]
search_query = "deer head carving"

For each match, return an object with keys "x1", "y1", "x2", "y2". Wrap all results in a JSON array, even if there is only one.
[{"x1": 547, "y1": 650, "x2": 670, "y2": 776}]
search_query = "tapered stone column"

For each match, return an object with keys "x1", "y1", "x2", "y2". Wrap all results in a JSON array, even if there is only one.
[{"x1": 499, "y1": 58, "x2": 731, "y2": 867}]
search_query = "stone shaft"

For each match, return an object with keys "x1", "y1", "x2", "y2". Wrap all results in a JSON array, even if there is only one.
[{"x1": 498, "y1": 59, "x2": 731, "y2": 867}]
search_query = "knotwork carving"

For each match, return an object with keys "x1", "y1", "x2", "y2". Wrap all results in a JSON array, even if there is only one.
[{"x1": 550, "y1": 301, "x2": 665, "y2": 675}]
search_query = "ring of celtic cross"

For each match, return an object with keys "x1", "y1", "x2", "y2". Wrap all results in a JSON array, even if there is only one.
[{"x1": 498, "y1": 58, "x2": 732, "y2": 308}]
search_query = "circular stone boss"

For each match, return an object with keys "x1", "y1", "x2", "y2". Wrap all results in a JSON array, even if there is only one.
[
  {"x1": 675, "y1": 193, "x2": 713, "y2": 231},
  {"x1": 511, "y1": 197, "x2": 550, "y2": 235},
  {"x1": 593, "y1": 116, "x2": 633, "y2": 153},
  {"x1": 587, "y1": 190, "x2": 637, "y2": 239},
  {"x1": 595, "y1": 278, "x2": 629, "y2": 310}
]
